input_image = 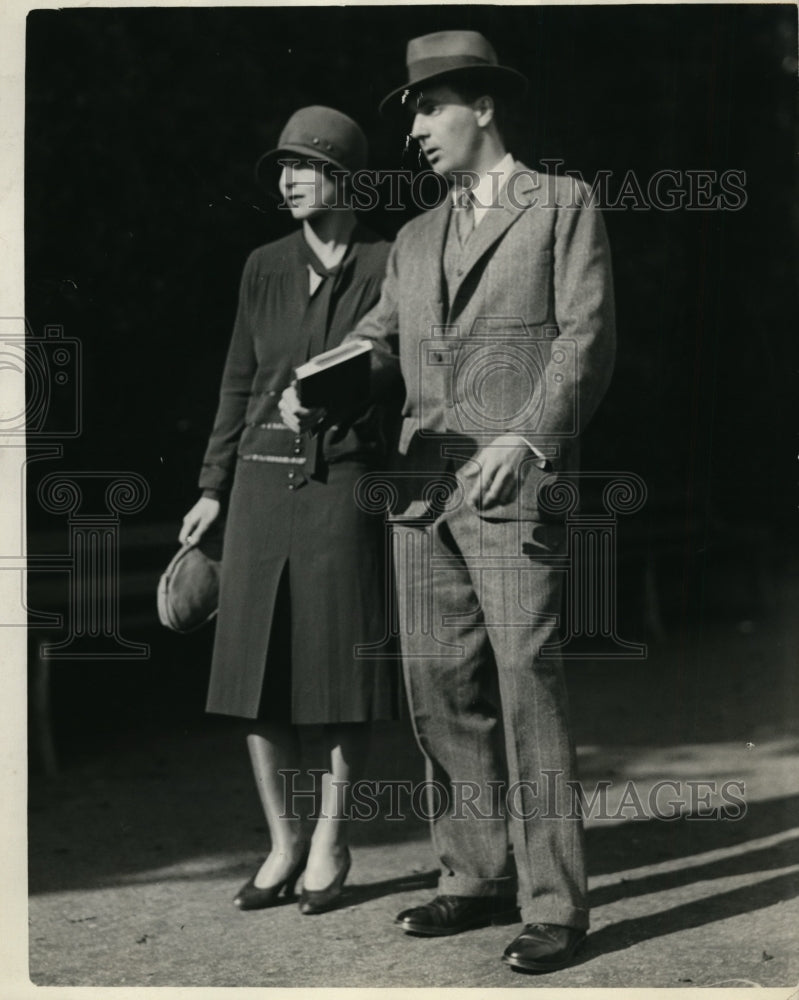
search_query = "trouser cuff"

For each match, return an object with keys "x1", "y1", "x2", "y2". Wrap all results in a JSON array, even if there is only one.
[
  {"x1": 437, "y1": 872, "x2": 517, "y2": 898},
  {"x1": 519, "y1": 903, "x2": 590, "y2": 931}
]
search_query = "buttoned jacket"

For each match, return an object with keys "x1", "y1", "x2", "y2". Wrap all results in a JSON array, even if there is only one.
[
  {"x1": 353, "y1": 162, "x2": 617, "y2": 521},
  {"x1": 199, "y1": 226, "x2": 391, "y2": 496}
]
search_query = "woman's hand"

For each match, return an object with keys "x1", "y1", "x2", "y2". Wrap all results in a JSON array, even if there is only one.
[
  {"x1": 179, "y1": 496, "x2": 220, "y2": 547},
  {"x1": 278, "y1": 383, "x2": 326, "y2": 434}
]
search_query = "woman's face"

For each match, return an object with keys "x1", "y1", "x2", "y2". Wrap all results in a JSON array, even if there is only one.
[{"x1": 278, "y1": 160, "x2": 339, "y2": 220}]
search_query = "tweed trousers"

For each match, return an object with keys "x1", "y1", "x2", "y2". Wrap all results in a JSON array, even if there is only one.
[{"x1": 392, "y1": 441, "x2": 589, "y2": 930}]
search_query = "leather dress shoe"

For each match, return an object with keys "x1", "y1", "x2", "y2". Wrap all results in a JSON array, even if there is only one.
[
  {"x1": 502, "y1": 923, "x2": 586, "y2": 972},
  {"x1": 395, "y1": 895, "x2": 518, "y2": 936}
]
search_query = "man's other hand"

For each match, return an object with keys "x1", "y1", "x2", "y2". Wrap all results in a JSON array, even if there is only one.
[{"x1": 462, "y1": 434, "x2": 534, "y2": 511}]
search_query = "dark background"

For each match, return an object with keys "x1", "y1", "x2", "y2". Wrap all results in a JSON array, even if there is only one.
[{"x1": 23, "y1": 5, "x2": 798, "y2": 754}]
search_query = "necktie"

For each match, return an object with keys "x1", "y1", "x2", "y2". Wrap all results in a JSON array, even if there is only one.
[
  {"x1": 454, "y1": 189, "x2": 474, "y2": 246},
  {"x1": 299, "y1": 239, "x2": 347, "y2": 359}
]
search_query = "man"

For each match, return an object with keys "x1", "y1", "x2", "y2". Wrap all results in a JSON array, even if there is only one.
[{"x1": 281, "y1": 30, "x2": 615, "y2": 972}]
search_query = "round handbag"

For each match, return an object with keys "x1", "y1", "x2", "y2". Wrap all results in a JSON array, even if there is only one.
[{"x1": 157, "y1": 542, "x2": 221, "y2": 634}]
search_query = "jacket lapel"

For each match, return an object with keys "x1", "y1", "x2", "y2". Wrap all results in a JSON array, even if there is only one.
[
  {"x1": 447, "y1": 163, "x2": 538, "y2": 314},
  {"x1": 420, "y1": 198, "x2": 451, "y2": 325}
]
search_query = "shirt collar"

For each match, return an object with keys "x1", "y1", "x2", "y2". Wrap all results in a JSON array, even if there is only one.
[
  {"x1": 301, "y1": 216, "x2": 357, "y2": 276},
  {"x1": 451, "y1": 153, "x2": 515, "y2": 214}
]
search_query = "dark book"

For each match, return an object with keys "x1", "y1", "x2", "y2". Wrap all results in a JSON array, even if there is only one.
[{"x1": 295, "y1": 339, "x2": 373, "y2": 408}]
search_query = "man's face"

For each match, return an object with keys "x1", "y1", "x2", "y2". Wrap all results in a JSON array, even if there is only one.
[
  {"x1": 408, "y1": 84, "x2": 485, "y2": 178},
  {"x1": 278, "y1": 160, "x2": 338, "y2": 219}
]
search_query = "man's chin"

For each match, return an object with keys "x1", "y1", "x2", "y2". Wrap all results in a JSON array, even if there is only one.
[
  {"x1": 289, "y1": 206, "x2": 324, "y2": 220},
  {"x1": 425, "y1": 158, "x2": 448, "y2": 177}
]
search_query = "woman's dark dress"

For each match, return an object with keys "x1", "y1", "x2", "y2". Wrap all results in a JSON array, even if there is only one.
[{"x1": 199, "y1": 225, "x2": 398, "y2": 723}]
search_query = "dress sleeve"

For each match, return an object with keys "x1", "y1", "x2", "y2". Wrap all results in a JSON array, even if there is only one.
[
  {"x1": 347, "y1": 240, "x2": 403, "y2": 401},
  {"x1": 198, "y1": 253, "x2": 259, "y2": 494}
]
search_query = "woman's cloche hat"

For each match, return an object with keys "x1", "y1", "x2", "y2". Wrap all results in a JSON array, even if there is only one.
[
  {"x1": 256, "y1": 105, "x2": 368, "y2": 184},
  {"x1": 379, "y1": 30, "x2": 528, "y2": 115},
  {"x1": 157, "y1": 542, "x2": 220, "y2": 634}
]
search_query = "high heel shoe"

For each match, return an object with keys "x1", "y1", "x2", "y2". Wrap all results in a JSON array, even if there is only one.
[
  {"x1": 233, "y1": 846, "x2": 309, "y2": 911},
  {"x1": 298, "y1": 848, "x2": 351, "y2": 915}
]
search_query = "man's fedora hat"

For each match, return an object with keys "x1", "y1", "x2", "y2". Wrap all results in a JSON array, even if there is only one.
[
  {"x1": 379, "y1": 30, "x2": 528, "y2": 115},
  {"x1": 256, "y1": 105, "x2": 368, "y2": 184}
]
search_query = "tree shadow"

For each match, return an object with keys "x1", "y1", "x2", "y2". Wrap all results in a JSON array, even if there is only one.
[
  {"x1": 332, "y1": 868, "x2": 439, "y2": 908},
  {"x1": 590, "y1": 834, "x2": 799, "y2": 908},
  {"x1": 29, "y1": 706, "x2": 799, "y2": 900},
  {"x1": 586, "y1": 793, "x2": 799, "y2": 877},
  {"x1": 89, "y1": 865, "x2": 441, "y2": 907},
  {"x1": 579, "y1": 872, "x2": 799, "y2": 963}
]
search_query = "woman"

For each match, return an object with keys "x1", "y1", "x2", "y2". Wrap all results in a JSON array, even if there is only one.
[{"x1": 179, "y1": 106, "x2": 398, "y2": 914}]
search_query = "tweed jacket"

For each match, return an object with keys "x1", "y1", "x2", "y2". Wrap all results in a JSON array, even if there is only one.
[{"x1": 353, "y1": 162, "x2": 617, "y2": 521}]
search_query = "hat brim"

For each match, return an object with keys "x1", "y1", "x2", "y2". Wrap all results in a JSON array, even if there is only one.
[
  {"x1": 254, "y1": 143, "x2": 353, "y2": 188},
  {"x1": 379, "y1": 64, "x2": 528, "y2": 116}
]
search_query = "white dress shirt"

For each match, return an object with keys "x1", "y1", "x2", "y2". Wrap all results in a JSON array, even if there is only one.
[{"x1": 451, "y1": 152, "x2": 516, "y2": 226}]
